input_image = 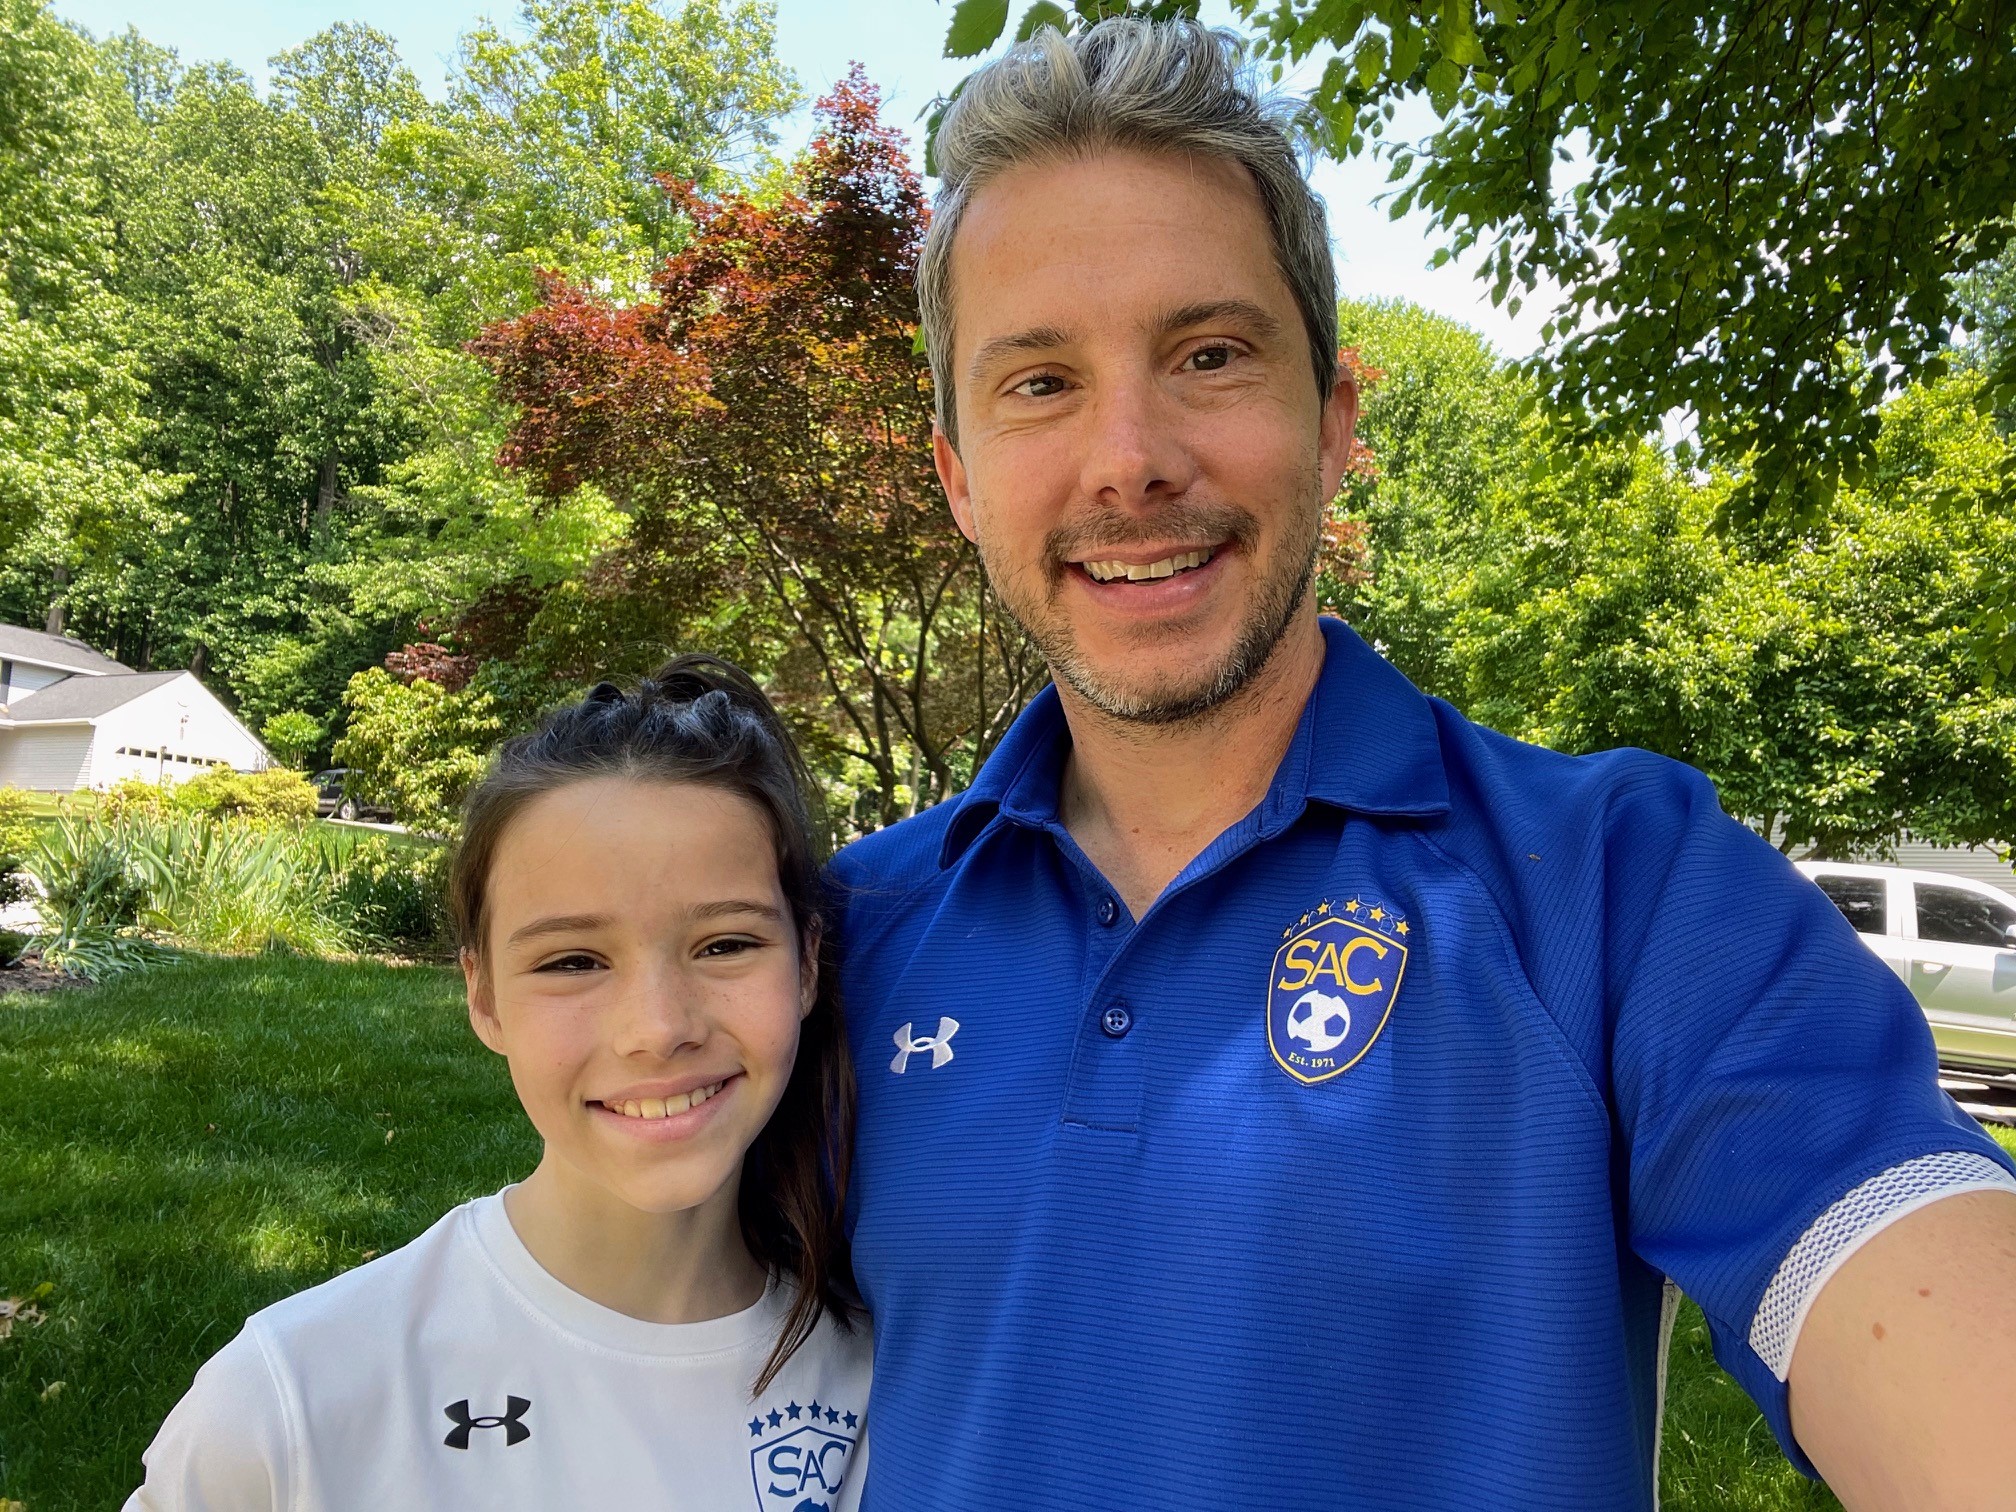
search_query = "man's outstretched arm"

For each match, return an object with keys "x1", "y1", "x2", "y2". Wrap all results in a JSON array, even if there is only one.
[{"x1": 1790, "y1": 1188, "x2": 2016, "y2": 1509}]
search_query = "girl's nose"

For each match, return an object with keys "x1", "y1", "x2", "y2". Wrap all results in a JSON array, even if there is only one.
[{"x1": 611, "y1": 964, "x2": 706, "y2": 1059}]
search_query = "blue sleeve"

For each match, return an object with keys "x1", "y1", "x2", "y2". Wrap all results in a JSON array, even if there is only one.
[{"x1": 1604, "y1": 764, "x2": 2014, "y2": 1472}]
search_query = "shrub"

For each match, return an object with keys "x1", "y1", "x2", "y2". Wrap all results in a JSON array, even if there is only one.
[
  {"x1": 22, "y1": 815, "x2": 161, "y2": 979},
  {"x1": 333, "y1": 668, "x2": 502, "y2": 829},
  {"x1": 97, "y1": 777, "x2": 170, "y2": 823},
  {"x1": 27, "y1": 817, "x2": 150, "y2": 935},
  {"x1": 25, "y1": 811, "x2": 354, "y2": 964},
  {"x1": 331, "y1": 836, "x2": 451, "y2": 953},
  {"x1": 170, "y1": 769, "x2": 318, "y2": 824},
  {"x1": 0, "y1": 928, "x2": 28, "y2": 966},
  {"x1": 0, "y1": 785, "x2": 39, "y2": 858},
  {"x1": 125, "y1": 816, "x2": 351, "y2": 955}
]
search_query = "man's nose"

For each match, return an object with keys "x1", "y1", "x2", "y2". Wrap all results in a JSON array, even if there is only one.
[
  {"x1": 1076, "y1": 370, "x2": 1198, "y2": 511},
  {"x1": 611, "y1": 964, "x2": 706, "y2": 1059}
]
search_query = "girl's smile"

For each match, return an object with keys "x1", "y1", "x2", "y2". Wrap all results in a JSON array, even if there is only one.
[{"x1": 589, "y1": 1073, "x2": 741, "y2": 1140}]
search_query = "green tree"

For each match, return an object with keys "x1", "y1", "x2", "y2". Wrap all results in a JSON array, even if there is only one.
[
  {"x1": 1336, "y1": 306, "x2": 2016, "y2": 853},
  {"x1": 260, "y1": 710, "x2": 326, "y2": 769},
  {"x1": 449, "y1": 0, "x2": 799, "y2": 273},
  {"x1": 0, "y1": 0, "x2": 181, "y2": 633},
  {"x1": 945, "y1": 1, "x2": 2016, "y2": 524}
]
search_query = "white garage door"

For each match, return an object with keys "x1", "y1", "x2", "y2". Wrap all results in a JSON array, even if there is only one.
[{"x1": 0, "y1": 727, "x2": 95, "y2": 790}]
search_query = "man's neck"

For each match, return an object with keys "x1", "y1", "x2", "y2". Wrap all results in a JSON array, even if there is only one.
[{"x1": 1057, "y1": 612, "x2": 1326, "y2": 918}]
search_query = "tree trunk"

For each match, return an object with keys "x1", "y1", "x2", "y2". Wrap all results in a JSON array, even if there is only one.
[
  {"x1": 188, "y1": 641, "x2": 208, "y2": 678},
  {"x1": 44, "y1": 564, "x2": 68, "y2": 635},
  {"x1": 313, "y1": 450, "x2": 340, "y2": 533}
]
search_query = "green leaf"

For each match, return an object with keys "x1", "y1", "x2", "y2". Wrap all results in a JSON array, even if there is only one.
[
  {"x1": 1015, "y1": 1, "x2": 1073, "y2": 40},
  {"x1": 1353, "y1": 31, "x2": 1387, "y2": 88},
  {"x1": 945, "y1": 0, "x2": 1013, "y2": 58}
]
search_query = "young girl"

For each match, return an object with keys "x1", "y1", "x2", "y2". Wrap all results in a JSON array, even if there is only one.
[{"x1": 127, "y1": 658, "x2": 869, "y2": 1511}]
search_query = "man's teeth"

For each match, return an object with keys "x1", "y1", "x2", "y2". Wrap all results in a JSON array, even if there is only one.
[
  {"x1": 606, "y1": 1082, "x2": 725, "y2": 1119},
  {"x1": 1082, "y1": 548, "x2": 1213, "y2": 584}
]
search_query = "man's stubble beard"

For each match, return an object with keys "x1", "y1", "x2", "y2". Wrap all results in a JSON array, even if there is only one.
[{"x1": 976, "y1": 471, "x2": 1324, "y2": 728}]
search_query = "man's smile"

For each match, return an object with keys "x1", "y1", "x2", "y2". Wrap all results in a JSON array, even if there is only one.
[{"x1": 1078, "y1": 547, "x2": 1215, "y2": 583}]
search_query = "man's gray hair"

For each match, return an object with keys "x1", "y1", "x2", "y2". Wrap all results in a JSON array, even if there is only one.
[{"x1": 920, "y1": 18, "x2": 1337, "y2": 443}]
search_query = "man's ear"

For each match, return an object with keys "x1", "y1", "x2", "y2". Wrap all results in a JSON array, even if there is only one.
[
  {"x1": 463, "y1": 947, "x2": 507, "y2": 1056},
  {"x1": 1318, "y1": 358, "x2": 1362, "y2": 500},
  {"x1": 798, "y1": 925, "x2": 821, "y2": 1022},
  {"x1": 934, "y1": 422, "x2": 980, "y2": 545}
]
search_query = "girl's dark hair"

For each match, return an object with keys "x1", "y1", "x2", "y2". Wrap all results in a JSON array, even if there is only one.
[{"x1": 448, "y1": 653, "x2": 856, "y2": 1392}]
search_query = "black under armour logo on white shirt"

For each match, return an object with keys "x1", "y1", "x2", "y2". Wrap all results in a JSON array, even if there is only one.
[{"x1": 443, "y1": 1396, "x2": 531, "y2": 1448}]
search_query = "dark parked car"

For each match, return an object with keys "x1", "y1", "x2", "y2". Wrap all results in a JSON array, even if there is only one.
[{"x1": 311, "y1": 769, "x2": 392, "y2": 824}]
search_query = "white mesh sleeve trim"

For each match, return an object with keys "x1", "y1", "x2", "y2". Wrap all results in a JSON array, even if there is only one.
[{"x1": 1749, "y1": 1151, "x2": 2016, "y2": 1381}]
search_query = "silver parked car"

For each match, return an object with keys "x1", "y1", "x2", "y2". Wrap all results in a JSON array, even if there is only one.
[{"x1": 1797, "y1": 861, "x2": 2016, "y2": 1073}]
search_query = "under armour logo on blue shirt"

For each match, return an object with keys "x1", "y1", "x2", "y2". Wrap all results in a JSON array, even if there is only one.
[
  {"x1": 890, "y1": 1016, "x2": 959, "y2": 1073},
  {"x1": 443, "y1": 1395, "x2": 530, "y2": 1449}
]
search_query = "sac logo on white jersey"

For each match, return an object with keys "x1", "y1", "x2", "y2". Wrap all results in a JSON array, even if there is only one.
[
  {"x1": 890, "y1": 1016, "x2": 959, "y2": 1073},
  {"x1": 747, "y1": 1398, "x2": 861, "y2": 1512}
]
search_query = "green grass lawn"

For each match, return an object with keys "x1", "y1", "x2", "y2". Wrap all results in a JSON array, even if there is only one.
[{"x1": 2, "y1": 958, "x2": 2011, "y2": 1508}]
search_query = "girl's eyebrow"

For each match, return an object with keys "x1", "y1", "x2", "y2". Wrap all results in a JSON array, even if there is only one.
[
  {"x1": 505, "y1": 912, "x2": 611, "y2": 947},
  {"x1": 690, "y1": 899, "x2": 786, "y2": 923}
]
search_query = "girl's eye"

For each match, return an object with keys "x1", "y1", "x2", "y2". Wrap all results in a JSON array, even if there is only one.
[
  {"x1": 1185, "y1": 344, "x2": 1235, "y2": 372},
  {"x1": 535, "y1": 952, "x2": 603, "y2": 974},
  {"x1": 700, "y1": 936, "x2": 762, "y2": 958},
  {"x1": 1010, "y1": 372, "x2": 1068, "y2": 399}
]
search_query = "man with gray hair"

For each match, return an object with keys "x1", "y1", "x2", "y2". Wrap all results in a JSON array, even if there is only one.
[{"x1": 830, "y1": 19, "x2": 2016, "y2": 1510}]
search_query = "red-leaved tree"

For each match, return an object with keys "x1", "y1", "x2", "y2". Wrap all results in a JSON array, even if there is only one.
[{"x1": 475, "y1": 70, "x2": 1044, "y2": 826}]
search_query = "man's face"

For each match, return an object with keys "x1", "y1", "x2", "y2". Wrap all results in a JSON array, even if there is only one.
[{"x1": 934, "y1": 148, "x2": 1358, "y2": 724}]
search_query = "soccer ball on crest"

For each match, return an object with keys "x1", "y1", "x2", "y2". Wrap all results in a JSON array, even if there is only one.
[{"x1": 1286, "y1": 989, "x2": 1352, "y2": 1054}]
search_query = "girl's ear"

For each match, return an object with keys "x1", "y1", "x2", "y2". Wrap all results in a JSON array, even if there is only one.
[
  {"x1": 798, "y1": 925, "x2": 821, "y2": 1021},
  {"x1": 463, "y1": 947, "x2": 507, "y2": 1056}
]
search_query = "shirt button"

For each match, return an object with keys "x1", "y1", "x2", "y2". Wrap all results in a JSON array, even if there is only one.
[
  {"x1": 1096, "y1": 896, "x2": 1119, "y2": 927},
  {"x1": 1101, "y1": 1005, "x2": 1133, "y2": 1038}
]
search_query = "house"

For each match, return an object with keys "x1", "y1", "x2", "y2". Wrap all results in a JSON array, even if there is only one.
[{"x1": 0, "y1": 625, "x2": 268, "y2": 791}]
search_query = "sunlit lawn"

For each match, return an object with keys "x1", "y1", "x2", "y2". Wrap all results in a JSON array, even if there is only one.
[{"x1": 1, "y1": 956, "x2": 2010, "y2": 1508}]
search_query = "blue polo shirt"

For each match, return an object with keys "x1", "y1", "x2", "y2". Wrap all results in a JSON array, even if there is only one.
[{"x1": 829, "y1": 617, "x2": 2015, "y2": 1511}]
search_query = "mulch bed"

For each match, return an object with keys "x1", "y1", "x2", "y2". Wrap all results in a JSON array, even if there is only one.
[{"x1": 0, "y1": 958, "x2": 81, "y2": 994}]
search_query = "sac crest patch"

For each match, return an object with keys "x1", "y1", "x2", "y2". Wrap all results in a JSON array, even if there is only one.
[
  {"x1": 748, "y1": 1399, "x2": 860, "y2": 1512},
  {"x1": 1267, "y1": 897, "x2": 1409, "y2": 1084}
]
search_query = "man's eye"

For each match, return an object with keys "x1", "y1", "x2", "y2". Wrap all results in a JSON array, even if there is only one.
[
  {"x1": 536, "y1": 953, "x2": 603, "y2": 974},
  {"x1": 1185, "y1": 345, "x2": 1234, "y2": 372},
  {"x1": 1011, "y1": 372, "x2": 1068, "y2": 398}
]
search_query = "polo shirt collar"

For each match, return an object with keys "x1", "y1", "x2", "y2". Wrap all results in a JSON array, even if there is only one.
[{"x1": 938, "y1": 616, "x2": 1449, "y2": 868}]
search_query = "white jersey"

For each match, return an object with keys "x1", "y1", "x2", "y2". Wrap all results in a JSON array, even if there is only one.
[{"x1": 125, "y1": 1192, "x2": 871, "y2": 1512}]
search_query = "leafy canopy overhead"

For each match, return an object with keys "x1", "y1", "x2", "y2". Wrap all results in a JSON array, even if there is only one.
[{"x1": 942, "y1": 0, "x2": 2016, "y2": 523}]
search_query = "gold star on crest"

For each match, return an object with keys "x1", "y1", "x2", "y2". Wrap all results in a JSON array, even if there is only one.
[
  {"x1": 1344, "y1": 899, "x2": 1361, "y2": 914},
  {"x1": 1395, "y1": 920, "x2": 1410, "y2": 936},
  {"x1": 1298, "y1": 912, "x2": 1310, "y2": 926},
  {"x1": 1281, "y1": 925, "x2": 1292, "y2": 939},
  {"x1": 1369, "y1": 906, "x2": 1386, "y2": 922},
  {"x1": 1316, "y1": 900, "x2": 1332, "y2": 915}
]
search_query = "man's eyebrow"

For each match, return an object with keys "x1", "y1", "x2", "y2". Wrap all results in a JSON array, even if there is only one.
[
  {"x1": 968, "y1": 323, "x2": 1076, "y2": 382},
  {"x1": 505, "y1": 913, "x2": 611, "y2": 947},
  {"x1": 1156, "y1": 298, "x2": 1284, "y2": 341}
]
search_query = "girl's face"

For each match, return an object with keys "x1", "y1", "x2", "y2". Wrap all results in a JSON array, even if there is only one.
[{"x1": 464, "y1": 776, "x2": 813, "y2": 1217}]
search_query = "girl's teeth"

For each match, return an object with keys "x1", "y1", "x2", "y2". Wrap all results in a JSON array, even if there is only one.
[{"x1": 608, "y1": 1082, "x2": 723, "y2": 1119}]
